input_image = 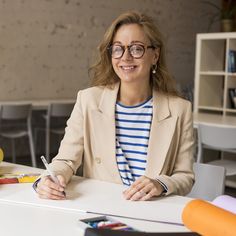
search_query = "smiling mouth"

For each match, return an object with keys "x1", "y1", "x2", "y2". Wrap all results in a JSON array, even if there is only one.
[{"x1": 120, "y1": 65, "x2": 137, "y2": 71}]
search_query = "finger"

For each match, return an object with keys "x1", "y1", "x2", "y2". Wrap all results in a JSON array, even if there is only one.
[
  {"x1": 123, "y1": 176, "x2": 147, "y2": 194},
  {"x1": 127, "y1": 177, "x2": 162, "y2": 201},
  {"x1": 142, "y1": 179, "x2": 164, "y2": 197},
  {"x1": 37, "y1": 187, "x2": 66, "y2": 200},
  {"x1": 139, "y1": 182, "x2": 164, "y2": 201},
  {"x1": 44, "y1": 177, "x2": 65, "y2": 192},
  {"x1": 123, "y1": 183, "x2": 143, "y2": 200},
  {"x1": 57, "y1": 175, "x2": 66, "y2": 187},
  {"x1": 140, "y1": 182, "x2": 154, "y2": 195},
  {"x1": 130, "y1": 176, "x2": 146, "y2": 188},
  {"x1": 56, "y1": 175, "x2": 67, "y2": 197},
  {"x1": 130, "y1": 189, "x2": 147, "y2": 201},
  {"x1": 36, "y1": 176, "x2": 49, "y2": 192},
  {"x1": 37, "y1": 185, "x2": 65, "y2": 199},
  {"x1": 124, "y1": 177, "x2": 149, "y2": 199},
  {"x1": 36, "y1": 177, "x2": 66, "y2": 200},
  {"x1": 38, "y1": 190, "x2": 66, "y2": 200},
  {"x1": 37, "y1": 184, "x2": 66, "y2": 200},
  {"x1": 140, "y1": 189, "x2": 156, "y2": 201},
  {"x1": 124, "y1": 182, "x2": 148, "y2": 200},
  {"x1": 38, "y1": 183, "x2": 66, "y2": 197},
  {"x1": 139, "y1": 183, "x2": 157, "y2": 201}
]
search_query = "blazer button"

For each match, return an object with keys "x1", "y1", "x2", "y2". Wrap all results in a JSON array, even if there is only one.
[{"x1": 95, "y1": 157, "x2": 101, "y2": 164}]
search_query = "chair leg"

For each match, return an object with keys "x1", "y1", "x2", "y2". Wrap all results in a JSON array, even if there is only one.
[
  {"x1": 46, "y1": 129, "x2": 50, "y2": 162},
  {"x1": 193, "y1": 128, "x2": 198, "y2": 161},
  {"x1": 196, "y1": 130, "x2": 203, "y2": 163},
  {"x1": 28, "y1": 129, "x2": 37, "y2": 167},
  {"x1": 34, "y1": 128, "x2": 38, "y2": 153},
  {"x1": 11, "y1": 139, "x2": 16, "y2": 163}
]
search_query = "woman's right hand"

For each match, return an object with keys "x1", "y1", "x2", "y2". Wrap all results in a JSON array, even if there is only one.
[{"x1": 36, "y1": 175, "x2": 66, "y2": 200}]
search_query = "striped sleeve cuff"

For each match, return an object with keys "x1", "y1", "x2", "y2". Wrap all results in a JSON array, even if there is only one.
[
  {"x1": 32, "y1": 178, "x2": 41, "y2": 192},
  {"x1": 156, "y1": 179, "x2": 168, "y2": 193}
]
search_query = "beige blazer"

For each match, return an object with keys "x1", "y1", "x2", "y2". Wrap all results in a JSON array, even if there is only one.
[{"x1": 50, "y1": 83, "x2": 194, "y2": 196}]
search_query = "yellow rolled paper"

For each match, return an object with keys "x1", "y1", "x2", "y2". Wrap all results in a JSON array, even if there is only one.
[
  {"x1": 0, "y1": 148, "x2": 3, "y2": 163},
  {"x1": 18, "y1": 175, "x2": 39, "y2": 183},
  {"x1": 182, "y1": 199, "x2": 236, "y2": 236}
]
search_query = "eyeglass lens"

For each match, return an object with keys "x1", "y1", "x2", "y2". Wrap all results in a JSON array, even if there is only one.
[{"x1": 110, "y1": 44, "x2": 145, "y2": 59}]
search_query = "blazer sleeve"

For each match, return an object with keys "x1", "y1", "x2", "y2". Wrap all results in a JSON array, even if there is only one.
[
  {"x1": 156, "y1": 101, "x2": 195, "y2": 196},
  {"x1": 48, "y1": 91, "x2": 84, "y2": 184}
]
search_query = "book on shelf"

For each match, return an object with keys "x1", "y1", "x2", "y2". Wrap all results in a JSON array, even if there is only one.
[
  {"x1": 228, "y1": 50, "x2": 236, "y2": 73},
  {"x1": 0, "y1": 173, "x2": 40, "y2": 184},
  {"x1": 228, "y1": 88, "x2": 236, "y2": 109}
]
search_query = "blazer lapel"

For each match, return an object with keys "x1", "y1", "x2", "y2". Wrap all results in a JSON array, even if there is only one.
[
  {"x1": 145, "y1": 91, "x2": 178, "y2": 178},
  {"x1": 90, "y1": 83, "x2": 122, "y2": 183}
]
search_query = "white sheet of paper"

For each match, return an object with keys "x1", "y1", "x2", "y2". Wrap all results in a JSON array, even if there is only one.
[{"x1": 0, "y1": 176, "x2": 191, "y2": 225}]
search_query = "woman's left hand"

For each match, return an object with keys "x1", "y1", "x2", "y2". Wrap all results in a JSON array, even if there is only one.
[{"x1": 123, "y1": 176, "x2": 164, "y2": 201}]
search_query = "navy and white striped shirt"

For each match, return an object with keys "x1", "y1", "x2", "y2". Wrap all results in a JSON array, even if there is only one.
[{"x1": 115, "y1": 97, "x2": 153, "y2": 186}]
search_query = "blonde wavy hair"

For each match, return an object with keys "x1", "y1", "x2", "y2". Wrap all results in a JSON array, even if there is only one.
[{"x1": 89, "y1": 11, "x2": 178, "y2": 96}]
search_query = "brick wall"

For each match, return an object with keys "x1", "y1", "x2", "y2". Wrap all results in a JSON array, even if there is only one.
[{"x1": 0, "y1": 0, "x2": 220, "y2": 101}]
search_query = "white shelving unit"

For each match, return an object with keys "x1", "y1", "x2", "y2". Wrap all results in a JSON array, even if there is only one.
[
  {"x1": 194, "y1": 32, "x2": 236, "y2": 116},
  {"x1": 194, "y1": 33, "x2": 236, "y2": 189}
]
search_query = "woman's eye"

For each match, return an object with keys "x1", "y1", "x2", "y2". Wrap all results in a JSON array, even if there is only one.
[
  {"x1": 130, "y1": 45, "x2": 143, "y2": 52},
  {"x1": 113, "y1": 46, "x2": 122, "y2": 53}
]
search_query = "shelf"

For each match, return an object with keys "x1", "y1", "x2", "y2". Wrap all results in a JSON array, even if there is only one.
[
  {"x1": 226, "y1": 77, "x2": 236, "y2": 109},
  {"x1": 200, "y1": 71, "x2": 225, "y2": 76},
  {"x1": 226, "y1": 73, "x2": 236, "y2": 76},
  {"x1": 198, "y1": 106, "x2": 223, "y2": 111},
  {"x1": 200, "y1": 39, "x2": 225, "y2": 72},
  {"x1": 198, "y1": 75, "x2": 224, "y2": 108},
  {"x1": 225, "y1": 109, "x2": 236, "y2": 113},
  {"x1": 195, "y1": 33, "x2": 236, "y2": 118},
  {"x1": 198, "y1": 32, "x2": 236, "y2": 40}
]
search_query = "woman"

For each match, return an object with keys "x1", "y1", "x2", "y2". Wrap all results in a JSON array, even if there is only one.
[{"x1": 35, "y1": 11, "x2": 194, "y2": 201}]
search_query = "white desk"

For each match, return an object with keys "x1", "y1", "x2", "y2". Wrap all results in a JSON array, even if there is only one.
[
  {"x1": 0, "y1": 162, "x2": 192, "y2": 235},
  {"x1": 193, "y1": 112, "x2": 236, "y2": 128}
]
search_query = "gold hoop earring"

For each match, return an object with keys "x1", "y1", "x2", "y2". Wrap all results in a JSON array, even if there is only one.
[{"x1": 152, "y1": 64, "x2": 157, "y2": 74}]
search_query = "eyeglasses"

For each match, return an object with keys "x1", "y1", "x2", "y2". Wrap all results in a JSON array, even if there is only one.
[{"x1": 108, "y1": 44, "x2": 155, "y2": 59}]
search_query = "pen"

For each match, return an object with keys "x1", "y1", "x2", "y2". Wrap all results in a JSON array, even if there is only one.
[{"x1": 40, "y1": 155, "x2": 66, "y2": 197}]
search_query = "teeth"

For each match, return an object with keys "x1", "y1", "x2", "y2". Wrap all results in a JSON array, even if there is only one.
[{"x1": 122, "y1": 66, "x2": 135, "y2": 70}]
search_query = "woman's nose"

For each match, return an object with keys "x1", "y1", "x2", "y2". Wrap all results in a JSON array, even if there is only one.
[{"x1": 122, "y1": 48, "x2": 133, "y2": 60}]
